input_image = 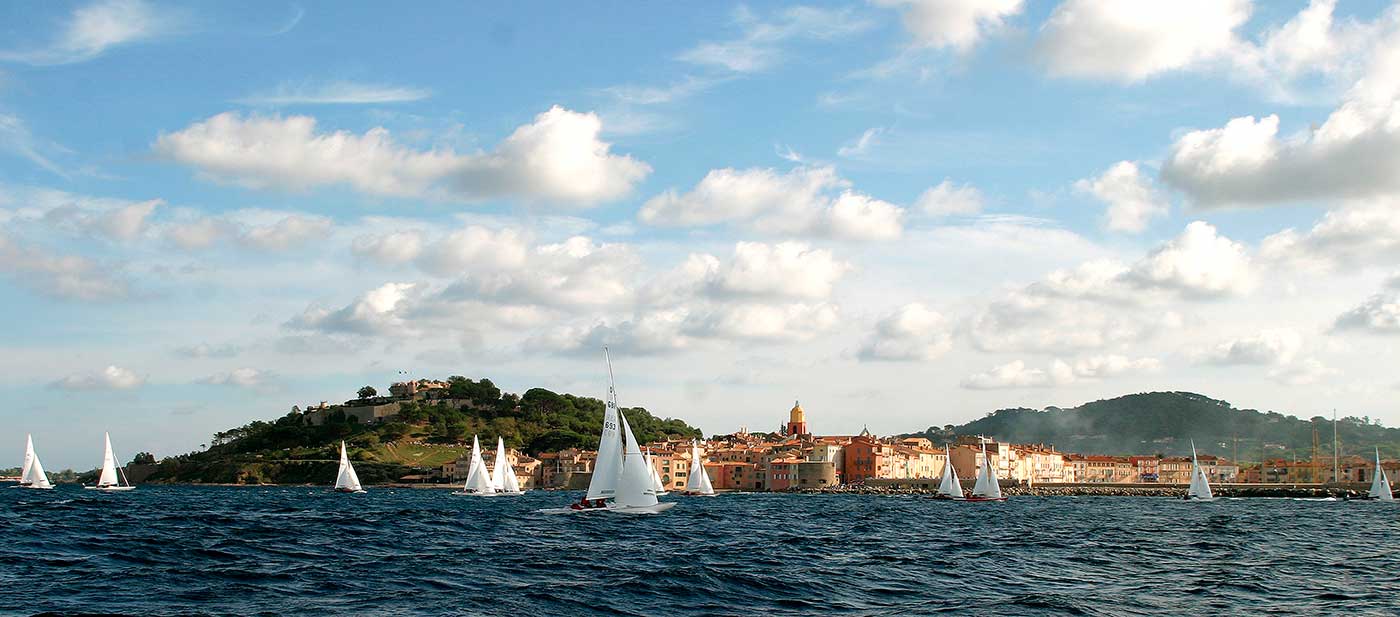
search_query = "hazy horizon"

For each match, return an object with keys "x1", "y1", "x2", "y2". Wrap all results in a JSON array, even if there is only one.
[{"x1": 6, "y1": 0, "x2": 1400, "y2": 468}]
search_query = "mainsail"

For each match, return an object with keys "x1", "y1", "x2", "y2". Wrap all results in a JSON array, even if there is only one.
[
  {"x1": 684, "y1": 440, "x2": 714, "y2": 495},
  {"x1": 585, "y1": 348, "x2": 624, "y2": 501},
  {"x1": 971, "y1": 442, "x2": 1002, "y2": 499},
  {"x1": 97, "y1": 432, "x2": 120, "y2": 487},
  {"x1": 645, "y1": 450, "x2": 666, "y2": 495},
  {"x1": 938, "y1": 445, "x2": 963, "y2": 498},
  {"x1": 613, "y1": 413, "x2": 660, "y2": 509},
  {"x1": 335, "y1": 441, "x2": 363, "y2": 492},
  {"x1": 491, "y1": 436, "x2": 523, "y2": 494},
  {"x1": 22, "y1": 435, "x2": 52, "y2": 489},
  {"x1": 1369, "y1": 447, "x2": 1393, "y2": 501},
  {"x1": 1187, "y1": 440, "x2": 1213, "y2": 500},
  {"x1": 463, "y1": 435, "x2": 494, "y2": 495}
]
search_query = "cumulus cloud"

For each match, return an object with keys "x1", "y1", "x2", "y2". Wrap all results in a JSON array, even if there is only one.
[
  {"x1": 1124, "y1": 221, "x2": 1253, "y2": 298},
  {"x1": 1161, "y1": 12, "x2": 1400, "y2": 207},
  {"x1": 683, "y1": 302, "x2": 840, "y2": 342},
  {"x1": 915, "y1": 179, "x2": 984, "y2": 217},
  {"x1": 857, "y1": 303, "x2": 952, "y2": 361},
  {"x1": 1070, "y1": 354, "x2": 1161, "y2": 378},
  {"x1": 1198, "y1": 328, "x2": 1303, "y2": 365},
  {"x1": 1036, "y1": 0, "x2": 1251, "y2": 82},
  {"x1": 154, "y1": 106, "x2": 650, "y2": 207},
  {"x1": 289, "y1": 282, "x2": 419, "y2": 336},
  {"x1": 52, "y1": 365, "x2": 144, "y2": 390},
  {"x1": 0, "y1": 231, "x2": 131, "y2": 301},
  {"x1": 159, "y1": 211, "x2": 332, "y2": 252},
  {"x1": 238, "y1": 215, "x2": 333, "y2": 250},
  {"x1": 350, "y1": 230, "x2": 426, "y2": 265},
  {"x1": 42, "y1": 198, "x2": 162, "y2": 241},
  {"x1": 679, "y1": 5, "x2": 874, "y2": 73},
  {"x1": 961, "y1": 359, "x2": 1074, "y2": 389},
  {"x1": 199, "y1": 367, "x2": 272, "y2": 389},
  {"x1": 875, "y1": 0, "x2": 1023, "y2": 53},
  {"x1": 1269, "y1": 358, "x2": 1341, "y2": 386},
  {"x1": 236, "y1": 81, "x2": 431, "y2": 106},
  {"x1": 1333, "y1": 292, "x2": 1400, "y2": 334},
  {"x1": 0, "y1": 0, "x2": 179, "y2": 65},
  {"x1": 1259, "y1": 203, "x2": 1400, "y2": 272},
  {"x1": 639, "y1": 166, "x2": 904, "y2": 240},
  {"x1": 1075, "y1": 161, "x2": 1168, "y2": 233}
]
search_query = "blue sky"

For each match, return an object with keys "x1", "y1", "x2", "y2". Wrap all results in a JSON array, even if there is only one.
[{"x1": 5, "y1": 0, "x2": 1400, "y2": 468}]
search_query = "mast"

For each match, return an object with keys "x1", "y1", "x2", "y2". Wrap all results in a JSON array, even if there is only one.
[{"x1": 1333, "y1": 408, "x2": 1339, "y2": 483}]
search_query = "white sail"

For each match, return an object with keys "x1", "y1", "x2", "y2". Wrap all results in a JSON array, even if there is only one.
[
  {"x1": 585, "y1": 348, "x2": 624, "y2": 501},
  {"x1": 645, "y1": 450, "x2": 666, "y2": 494},
  {"x1": 24, "y1": 436, "x2": 53, "y2": 489},
  {"x1": 1369, "y1": 447, "x2": 1393, "y2": 501},
  {"x1": 21, "y1": 434, "x2": 35, "y2": 485},
  {"x1": 938, "y1": 445, "x2": 963, "y2": 498},
  {"x1": 972, "y1": 442, "x2": 1001, "y2": 498},
  {"x1": 97, "y1": 432, "x2": 120, "y2": 487},
  {"x1": 335, "y1": 441, "x2": 363, "y2": 492},
  {"x1": 1187, "y1": 440, "x2": 1213, "y2": 500},
  {"x1": 502, "y1": 458, "x2": 522, "y2": 493},
  {"x1": 462, "y1": 435, "x2": 495, "y2": 494},
  {"x1": 614, "y1": 413, "x2": 660, "y2": 508},
  {"x1": 490, "y1": 436, "x2": 508, "y2": 491},
  {"x1": 684, "y1": 440, "x2": 714, "y2": 494}
]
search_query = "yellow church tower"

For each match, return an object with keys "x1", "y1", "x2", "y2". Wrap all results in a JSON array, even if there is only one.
[{"x1": 786, "y1": 400, "x2": 809, "y2": 437}]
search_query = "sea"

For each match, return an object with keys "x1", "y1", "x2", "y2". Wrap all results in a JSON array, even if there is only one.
[{"x1": 1, "y1": 486, "x2": 1397, "y2": 616}]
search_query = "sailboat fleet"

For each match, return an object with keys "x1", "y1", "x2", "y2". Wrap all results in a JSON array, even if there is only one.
[
  {"x1": 17, "y1": 434, "x2": 53, "y2": 490},
  {"x1": 453, "y1": 435, "x2": 526, "y2": 497}
]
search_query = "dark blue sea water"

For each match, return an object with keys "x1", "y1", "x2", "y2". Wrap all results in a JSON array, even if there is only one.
[{"x1": 2, "y1": 486, "x2": 1398, "y2": 616}]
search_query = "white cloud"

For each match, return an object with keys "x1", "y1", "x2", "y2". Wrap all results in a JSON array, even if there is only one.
[
  {"x1": 966, "y1": 290, "x2": 1160, "y2": 353},
  {"x1": 43, "y1": 198, "x2": 162, "y2": 241},
  {"x1": 961, "y1": 359, "x2": 1074, "y2": 389},
  {"x1": 639, "y1": 166, "x2": 904, "y2": 240},
  {"x1": 653, "y1": 241, "x2": 851, "y2": 302},
  {"x1": 163, "y1": 217, "x2": 234, "y2": 250},
  {"x1": 199, "y1": 367, "x2": 272, "y2": 389},
  {"x1": 1269, "y1": 357, "x2": 1340, "y2": 386},
  {"x1": 1198, "y1": 328, "x2": 1303, "y2": 365},
  {"x1": 289, "y1": 282, "x2": 419, "y2": 336},
  {"x1": 915, "y1": 179, "x2": 984, "y2": 217},
  {"x1": 857, "y1": 303, "x2": 952, "y2": 361},
  {"x1": 351, "y1": 230, "x2": 425, "y2": 265},
  {"x1": 679, "y1": 6, "x2": 874, "y2": 73},
  {"x1": 874, "y1": 0, "x2": 1024, "y2": 53},
  {"x1": 413, "y1": 226, "x2": 530, "y2": 276},
  {"x1": 1161, "y1": 13, "x2": 1400, "y2": 206},
  {"x1": 52, "y1": 365, "x2": 144, "y2": 390},
  {"x1": 1075, "y1": 161, "x2": 1168, "y2": 233},
  {"x1": 683, "y1": 302, "x2": 840, "y2": 342},
  {"x1": 837, "y1": 127, "x2": 883, "y2": 158},
  {"x1": 174, "y1": 343, "x2": 241, "y2": 358},
  {"x1": 155, "y1": 106, "x2": 650, "y2": 207},
  {"x1": 237, "y1": 215, "x2": 332, "y2": 250},
  {"x1": 0, "y1": 0, "x2": 179, "y2": 65},
  {"x1": 1259, "y1": 203, "x2": 1400, "y2": 272},
  {"x1": 0, "y1": 114, "x2": 66, "y2": 176},
  {"x1": 1333, "y1": 292, "x2": 1400, "y2": 334},
  {"x1": 1124, "y1": 221, "x2": 1253, "y2": 298},
  {"x1": 1036, "y1": 0, "x2": 1251, "y2": 82},
  {"x1": 0, "y1": 231, "x2": 130, "y2": 301},
  {"x1": 236, "y1": 81, "x2": 431, "y2": 106},
  {"x1": 1071, "y1": 354, "x2": 1161, "y2": 378}
]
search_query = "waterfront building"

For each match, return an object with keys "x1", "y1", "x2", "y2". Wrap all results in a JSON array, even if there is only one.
[
  {"x1": 843, "y1": 428, "x2": 895, "y2": 484},
  {"x1": 786, "y1": 400, "x2": 809, "y2": 438}
]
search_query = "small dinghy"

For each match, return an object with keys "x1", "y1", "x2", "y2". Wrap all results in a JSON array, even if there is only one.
[
  {"x1": 490, "y1": 436, "x2": 525, "y2": 496},
  {"x1": 1359, "y1": 447, "x2": 1394, "y2": 502},
  {"x1": 1183, "y1": 440, "x2": 1215, "y2": 502},
  {"x1": 334, "y1": 441, "x2": 365, "y2": 494},
  {"x1": 933, "y1": 445, "x2": 965, "y2": 500},
  {"x1": 539, "y1": 347, "x2": 675, "y2": 515},
  {"x1": 83, "y1": 432, "x2": 135, "y2": 492},
  {"x1": 17, "y1": 434, "x2": 54, "y2": 490},
  {"x1": 967, "y1": 440, "x2": 1006, "y2": 502},
  {"x1": 681, "y1": 440, "x2": 714, "y2": 496},
  {"x1": 453, "y1": 435, "x2": 496, "y2": 496}
]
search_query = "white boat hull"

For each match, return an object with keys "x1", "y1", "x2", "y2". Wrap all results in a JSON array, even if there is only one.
[
  {"x1": 537, "y1": 501, "x2": 677, "y2": 515},
  {"x1": 334, "y1": 488, "x2": 366, "y2": 494},
  {"x1": 451, "y1": 490, "x2": 498, "y2": 497},
  {"x1": 84, "y1": 485, "x2": 136, "y2": 492},
  {"x1": 14, "y1": 484, "x2": 54, "y2": 490}
]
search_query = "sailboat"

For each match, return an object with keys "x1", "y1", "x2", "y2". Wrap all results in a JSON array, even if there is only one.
[
  {"x1": 1184, "y1": 440, "x2": 1215, "y2": 501},
  {"x1": 645, "y1": 449, "x2": 667, "y2": 496},
  {"x1": 1364, "y1": 447, "x2": 1393, "y2": 501},
  {"x1": 17, "y1": 434, "x2": 53, "y2": 490},
  {"x1": 489, "y1": 436, "x2": 524, "y2": 496},
  {"x1": 453, "y1": 435, "x2": 496, "y2": 496},
  {"x1": 682, "y1": 440, "x2": 715, "y2": 496},
  {"x1": 333, "y1": 441, "x2": 365, "y2": 494},
  {"x1": 539, "y1": 347, "x2": 675, "y2": 514},
  {"x1": 968, "y1": 440, "x2": 1006, "y2": 502},
  {"x1": 83, "y1": 432, "x2": 135, "y2": 491},
  {"x1": 934, "y1": 445, "x2": 965, "y2": 500}
]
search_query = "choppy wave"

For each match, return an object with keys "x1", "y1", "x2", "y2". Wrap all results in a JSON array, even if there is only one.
[{"x1": 2, "y1": 487, "x2": 1397, "y2": 615}]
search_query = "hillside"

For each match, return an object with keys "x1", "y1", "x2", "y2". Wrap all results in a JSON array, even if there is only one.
[
  {"x1": 144, "y1": 377, "x2": 703, "y2": 484},
  {"x1": 910, "y1": 391, "x2": 1400, "y2": 461}
]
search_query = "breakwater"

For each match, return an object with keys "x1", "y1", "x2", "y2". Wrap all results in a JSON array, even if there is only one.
[{"x1": 802, "y1": 482, "x2": 1374, "y2": 499}]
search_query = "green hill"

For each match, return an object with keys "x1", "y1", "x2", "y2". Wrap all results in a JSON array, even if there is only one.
[
  {"x1": 910, "y1": 391, "x2": 1400, "y2": 462},
  {"x1": 144, "y1": 377, "x2": 702, "y2": 484}
]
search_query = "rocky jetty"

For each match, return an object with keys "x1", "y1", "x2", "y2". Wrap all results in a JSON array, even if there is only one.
[{"x1": 798, "y1": 484, "x2": 1370, "y2": 499}]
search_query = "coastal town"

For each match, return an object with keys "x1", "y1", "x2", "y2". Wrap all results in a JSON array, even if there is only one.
[{"x1": 317, "y1": 380, "x2": 1399, "y2": 492}]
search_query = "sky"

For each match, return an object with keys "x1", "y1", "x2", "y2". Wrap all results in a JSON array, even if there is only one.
[{"x1": 4, "y1": 0, "x2": 1400, "y2": 469}]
